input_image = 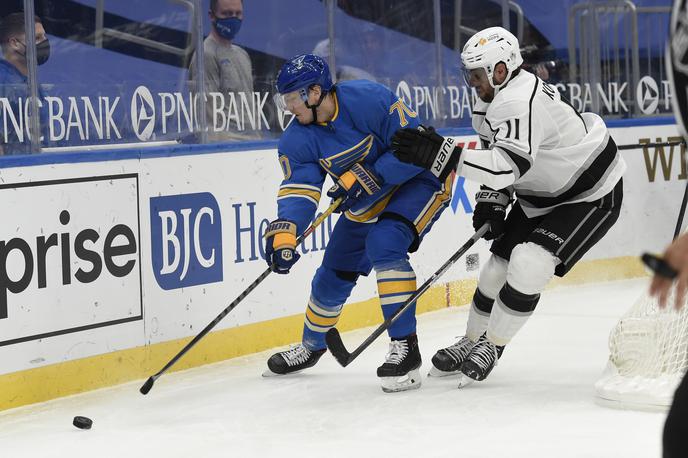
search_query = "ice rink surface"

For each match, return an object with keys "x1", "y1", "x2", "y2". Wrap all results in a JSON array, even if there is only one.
[{"x1": 0, "y1": 278, "x2": 667, "y2": 458}]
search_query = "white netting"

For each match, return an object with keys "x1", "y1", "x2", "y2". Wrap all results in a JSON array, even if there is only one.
[{"x1": 595, "y1": 288, "x2": 688, "y2": 409}]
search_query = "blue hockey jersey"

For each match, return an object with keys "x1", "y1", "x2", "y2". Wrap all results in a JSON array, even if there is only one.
[{"x1": 276, "y1": 79, "x2": 426, "y2": 233}]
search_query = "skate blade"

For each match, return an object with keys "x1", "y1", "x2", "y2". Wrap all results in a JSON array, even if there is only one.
[
  {"x1": 262, "y1": 369, "x2": 282, "y2": 377},
  {"x1": 261, "y1": 368, "x2": 303, "y2": 377},
  {"x1": 427, "y1": 366, "x2": 461, "y2": 378},
  {"x1": 457, "y1": 374, "x2": 476, "y2": 388},
  {"x1": 380, "y1": 369, "x2": 422, "y2": 393}
]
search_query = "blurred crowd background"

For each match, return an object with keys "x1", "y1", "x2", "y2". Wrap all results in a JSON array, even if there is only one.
[{"x1": 0, "y1": 0, "x2": 672, "y2": 153}]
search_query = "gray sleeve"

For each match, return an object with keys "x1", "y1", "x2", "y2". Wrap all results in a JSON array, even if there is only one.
[
  {"x1": 203, "y1": 48, "x2": 222, "y2": 94},
  {"x1": 238, "y1": 48, "x2": 254, "y2": 93},
  {"x1": 188, "y1": 47, "x2": 220, "y2": 94}
]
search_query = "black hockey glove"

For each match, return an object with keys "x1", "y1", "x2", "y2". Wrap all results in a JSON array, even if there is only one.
[
  {"x1": 391, "y1": 125, "x2": 462, "y2": 182},
  {"x1": 473, "y1": 187, "x2": 511, "y2": 240},
  {"x1": 326, "y1": 162, "x2": 383, "y2": 213},
  {"x1": 264, "y1": 219, "x2": 301, "y2": 274}
]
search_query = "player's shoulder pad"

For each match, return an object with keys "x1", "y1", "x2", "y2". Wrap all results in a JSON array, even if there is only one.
[
  {"x1": 278, "y1": 123, "x2": 317, "y2": 162},
  {"x1": 486, "y1": 97, "x2": 529, "y2": 124},
  {"x1": 491, "y1": 70, "x2": 538, "y2": 110},
  {"x1": 338, "y1": 79, "x2": 419, "y2": 130}
]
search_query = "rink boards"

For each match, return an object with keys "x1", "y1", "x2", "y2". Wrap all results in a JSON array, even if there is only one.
[{"x1": 0, "y1": 120, "x2": 680, "y2": 410}]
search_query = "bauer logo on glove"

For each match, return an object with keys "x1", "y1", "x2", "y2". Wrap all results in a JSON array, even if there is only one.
[
  {"x1": 475, "y1": 190, "x2": 510, "y2": 203},
  {"x1": 472, "y1": 187, "x2": 511, "y2": 240},
  {"x1": 264, "y1": 219, "x2": 301, "y2": 274},
  {"x1": 433, "y1": 136, "x2": 456, "y2": 176},
  {"x1": 327, "y1": 162, "x2": 383, "y2": 212},
  {"x1": 391, "y1": 125, "x2": 462, "y2": 182}
]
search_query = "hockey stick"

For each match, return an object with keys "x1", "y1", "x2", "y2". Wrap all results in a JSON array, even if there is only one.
[
  {"x1": 140, "y1": 198, "x2": 343, "y2": 395},
  {"x1": 617, "y1": 140, "x2": 686, "y2": 151},
  {"x1": 673, "y1": 179, "x2": 688, "y2": 239},
  {"x1": 325, "y1": 223, "x2": 490, "y2": 367},
  {"x1": 641, "y1": 179, "x2": 688, "y2": 280},
  {"x1": 641, "y1": 253, "x2": 678, "y2": 279}
]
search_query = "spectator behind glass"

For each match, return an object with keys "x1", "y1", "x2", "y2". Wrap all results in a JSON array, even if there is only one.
[
  {"x1": 312, "y1": 38, "x2": 376, "y2": 83},
  {"x1": 0, "y1": 12, "x2": 49, "y2": 154},
  {"x1": 311, "y1": 24, "x2": 385, "y2": 84},
  {"x1": 189, "y1": 0, "x2": 255, "y2": 142},
  {"x1": 520, "y1": 45, "x2": 565, "y2": 84}
]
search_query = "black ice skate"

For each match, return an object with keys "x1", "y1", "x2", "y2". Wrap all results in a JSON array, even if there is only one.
[
  {"x1": 263, "y1": 344, "x2": 326, "y2": 377},
  {"x1": 428, "y1": 336, "x2": 475, "y2": 377},
  {"x1": 457, "y1": 334, "x2": 505, "y2": 388},
  {"x1": 376, "y1": 334, "x2": 422, "y2": 393}
]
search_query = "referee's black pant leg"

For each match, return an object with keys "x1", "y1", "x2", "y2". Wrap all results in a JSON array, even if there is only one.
[{"x1": 664, "y1": 372, "x2": 688, "y2": 458}]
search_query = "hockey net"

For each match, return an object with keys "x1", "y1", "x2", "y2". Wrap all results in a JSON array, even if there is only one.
[{"x1": 595, "y1": 288, "x2": 688, "y2": 409}]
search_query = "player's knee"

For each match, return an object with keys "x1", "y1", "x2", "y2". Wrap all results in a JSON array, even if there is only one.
[
  {"x1": 365, "y1": 218, "x2": 414, "y2": 266},
  {"x1": 477, "y1": 255, "x2": 508, "y2": 299},
  {"x1": 311, "y1": 265, "x2": 356, "y2": 305},
  {"x1": 507, "y1": 242, "x2": 558, "y2": 295}
]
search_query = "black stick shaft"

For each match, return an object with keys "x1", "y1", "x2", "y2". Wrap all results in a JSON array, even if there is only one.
[
  {"x1": 641, "y1": 253, "x2": 678, "y2": 279},
  {"x1": 617, "y1": 141, "x2": 686, "y2": 151},
  {"x1": 674, "y1": 180, "x2": 688, "y2": 239},
  {"x1": 144, "y1": 198, "x2": 342, "y2": 386},
  {"x1": 618, "y1": 139, "x2": 688, "y2": 238},
  {"x1": 339, "y1": 223, "x2": 489, "y2": 365},
  {"x1": 148, "y1": 266, "x2": 272, "y2": 381}
]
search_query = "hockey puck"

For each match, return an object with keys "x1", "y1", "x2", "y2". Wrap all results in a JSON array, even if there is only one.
[{"x1": 72, "y1": 416, "x2": 93, "y2": 430}]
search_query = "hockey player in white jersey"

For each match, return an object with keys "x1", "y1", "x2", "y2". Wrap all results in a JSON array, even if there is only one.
[{"x1": 391, "y1": 26, "x2": 625, "y2": 386}]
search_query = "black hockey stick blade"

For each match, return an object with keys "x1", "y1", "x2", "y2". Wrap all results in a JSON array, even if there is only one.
[
  {"x1": 139, "y1": 376, "x2": 156, "y2": 395},
  {"x1": 325, "y1": 224, "x2": 489, "y2": 368},
  {"x1": 326, "y1": 328, "x2": 352, "y2": 367},
  {"x1": 641, "y1": 253, "x2": 678, "y2": 279}
]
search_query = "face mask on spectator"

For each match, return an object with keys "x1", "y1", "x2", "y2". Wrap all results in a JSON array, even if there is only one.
[
  {"x1": 213, "y1": 16, "x2": 241, "y2": 41},
  {"x1": 15, "y1": 39, "x2": 51, "y2": 65}
]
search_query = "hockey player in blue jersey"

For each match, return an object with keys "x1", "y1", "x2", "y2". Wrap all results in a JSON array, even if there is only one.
[{"x1": 262, "y1": 54, "x2": 452, "y2": 392}]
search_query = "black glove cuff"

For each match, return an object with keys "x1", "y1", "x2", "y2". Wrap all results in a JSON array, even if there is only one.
[
  {"x1": 431, "y1": 137, "x2": 462, "y2": 182},
  {"x1": 475, "y1": 188, "x2": 510, "y2": 206}
]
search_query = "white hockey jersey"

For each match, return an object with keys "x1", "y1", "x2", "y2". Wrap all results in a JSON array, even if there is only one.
[{"x1": 457, "y1": 70, "x2": 626, "y2": 217}]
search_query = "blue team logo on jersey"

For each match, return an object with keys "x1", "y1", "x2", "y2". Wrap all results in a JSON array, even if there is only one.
[{"x1": 150, "y1": 193, "x2": 223, "y2": 290}]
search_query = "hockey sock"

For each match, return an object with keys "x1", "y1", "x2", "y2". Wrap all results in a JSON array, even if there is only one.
[
  {"x1": 486, "y1": 242, "x2": 557, "y2": 346},
  {"x1": 302, "y1": 266, "x2": 356, "y2": 351},
  {"x1": 486, "y1": 282, "x2": 540, "y2": 346},
  {"x1": 376, "y1": 262, "x2": 417, "y2": 339},
  {"x1": 466, "y1": 288, "x2": 494, "y2": 342},
  {"x1": 302, "y1": 295, "x2": 343, "y2": 350},
  {"x1": 466, "y1": 254, "x2": 508, "y2": 341}
]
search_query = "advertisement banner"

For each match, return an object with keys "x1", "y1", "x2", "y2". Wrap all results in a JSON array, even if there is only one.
[
  {"x1": 0, "y1": 121, "x2": 682, "y2": 377},
  {"x1": 0, "y1": 174, "x2": 142, "y2": 348},
  {"x1": 0, "y1": 74, "x2": 674, "y2": 148}
]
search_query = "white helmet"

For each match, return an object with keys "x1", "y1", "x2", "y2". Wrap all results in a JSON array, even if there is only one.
[{"x1": 461, "y1": 26, "x2": 523, "y2": 89}]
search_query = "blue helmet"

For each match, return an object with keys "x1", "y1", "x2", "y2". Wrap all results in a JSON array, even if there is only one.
[{"x1": 276, "y1": 54, "x2": 333, "y2": 95}]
